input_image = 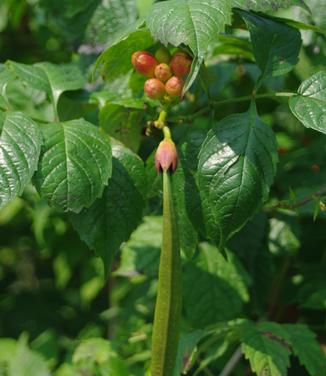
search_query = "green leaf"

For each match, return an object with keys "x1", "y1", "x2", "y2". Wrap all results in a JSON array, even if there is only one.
[
  {"x1": 183, "y1": 243, "x2": 250, "y2": 327},
  {"x1": 73, "y1": 338, "x2": 128, "y2": 376},
  {"x1": 34, "y1": 119, "x2": 112, "y2": 213},
  {"x1": 197, "y1": 102, "x2": 278, "y2": 246},
  {"x1": 173, "y1": 129, "x2": 207, "y2": 258},
  {"x1": 147, "y1": 0, "x2": 231, "y2": 58},
  {"x1": 84, "y1": 0, "x2": 138, "y2": 45},
  {"x1": 70, "y1": 140, "x2": 147, "y2": 273},
  {"x1": 36, "y1": 63, "x2": 85, "y2": 111},
  {"x1": 239, "y1": 11, "x2": 302, "y2": 80},
  {"x1": 268, "y1": 216, "x2": 300, "y2": 255},
  {"x1": 6, "y1": 61, "x2": 51, "y2": 95},
  {"x1": 282, "y1": 324, "x2": 326, "y2": 376},
  {"x1": 240, "y1": 321, "x2": 291, "y2": 376},
  {"x1": 0, "y1": 111, "x2": 42, "y2": 209},
  {"x1": 289, "y1": 71, "x2": 326, "y2": 135},
  {"x1": 96, "y1": 28, "x2": 154, "y2": 81},
  {"x1": 232, "y1": 0, "x2": 310, "y2": 13},
  {"x1": 116, "y1": 216, "x2": 162, "y2": 278},
  {"x1": 147, "y1": 0, "x2": 232, "y2": 92},
  {"x1": 174, "y1": 330, "x2": 207, "y2": 376},
  {"x1": 8, "y1": 336, "x2": 51, "y2": 376},
  {"x1": 99, "y1": 103, "x2": 144, "y2": 152}
]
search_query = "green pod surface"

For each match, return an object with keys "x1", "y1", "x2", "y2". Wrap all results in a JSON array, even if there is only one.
[{"x1": 150, "y1": 170, "x2": 182, "y2": 376}]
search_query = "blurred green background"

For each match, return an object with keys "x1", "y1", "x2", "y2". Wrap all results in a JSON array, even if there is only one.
[{"x1": 0, "y1": 1, "x2": 325, "y2": 375}]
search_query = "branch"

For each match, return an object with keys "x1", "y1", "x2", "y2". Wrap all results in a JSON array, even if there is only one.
[
  {"x1": 272, "y1": 186, "x2": 326, "y2": 211},
  {"x1": 218, "y1": 346, "x2": 243, "y2": 376},
  {"x1": 169, "y1": 92, "x2": 294, "y2": 122}
]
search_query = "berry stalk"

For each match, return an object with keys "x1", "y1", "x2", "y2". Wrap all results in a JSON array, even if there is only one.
[{"x1": 150, "y1": 132, "x2": 181, "y2": 376}]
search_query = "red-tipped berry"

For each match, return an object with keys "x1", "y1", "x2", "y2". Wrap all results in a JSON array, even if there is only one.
[
  {"x1": 155, "y1": 47, "x2": 171, "y2": 64},
  {"x1": 155, "y1": 139, "x2": 178, "y2": 173},
  {"x1": 170, "y1": 52, "x2": 192, "y2": 77},
  {"x1": 154, "y1": 63, "x2": 172, "y2": 83},
  {"x1": 132, "y1": 51, "x2": 158, "y2": 77},
  {"x1": 144, "y1": 78, "x2": 166, "y2": 100},
  {"x1": 165, "y1": 76, "x2": 184, "y2": 97}
]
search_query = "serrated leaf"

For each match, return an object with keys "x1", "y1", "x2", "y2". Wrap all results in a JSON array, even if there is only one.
[
  {"x1": 232, "y1": 0, "x2": 310, "y2": 13},
  {"x1": 7, "y1": 61, "x2": 51, "y2": 95},
  {"x1": 70, "y1": 140, "x2": 147, "y2": 274},
  {"x1": 183, "y1": 243, "x2": 250, "y2": 327},
  {"x1": 36, "y1": 63, "x2": 85, "y2": 111},
  {"x1": 147, "y1": 0, "x2": 231, "y2": 57},
  {"x1": 197, "y1": 102, "x2": 278, "y2": 246},
  {"x1": 289, "y1": 71, "x2": 326, "y2": 135},
  {"x1": 84, "y1": 0, "x2": 137, "y2": 45},
  {"x1": 0, "y1": 111, "x2": 42, "y2": 209},
  {"x1": 147, "y1": 0, "x2": 232, "y2": 92},
  {"x1": 282, "y1": 324, "x2": 326, "y2": 376},
  {"x1": 239, "y1": 11, "x2": 301, "y2": 80},
  {"x1": 96, "y1": 28, "x2": 154, "y2": 81},
  {"x1": 35, "y1": 119, "x2": 112, "y2": 213},
  {"x1": 240, "y1": 321, "x2": 291, "y2": 376}
]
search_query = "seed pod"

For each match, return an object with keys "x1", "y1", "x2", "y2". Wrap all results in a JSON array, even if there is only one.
[
  {"x1": 155, "y1": 139, "x2": 178, "y2": 173},
  {"x1": 165, "y1": 76, "x2": 184, "y2": 97},
  {"x1": 154, "y1": 63, "x2": 173, "y2": 83},
  {"x1": 144, "y1": 78, "x2": 166, "y2": 100},
  {"x1": 170, "y1": 51, "x2": 192, "y2": 77},
  {"x1": 155, "y1": 47, "x2": 171, "y2": 64},
  {"x1": 132, "y1": 51, "x2": 158, "y2": 77}
]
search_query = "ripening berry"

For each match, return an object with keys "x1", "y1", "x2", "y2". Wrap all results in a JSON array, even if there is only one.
[
  {"x1": 132, "y1": 51, "x2": 158, "y2": 77},
  {"x1": 155, "y1": 47, "x2": 171, "y2": 64},
  {"x1": 165, "y1": 76, "x2": 183, "y2": 97},
  {"x1": 170, "y1": 52, "x2": 192, "y2": 77},
  {"x1": 154, "y1": 63, "x2": 172, "y2": 83},
  {"x1": 144, "y1": 78, "x2": 166, "y2": 100},
  {"x1": 155, "y1": 139, "x2": 178, "y2": 173},
  {"x1": 311, "y1": 164, "x2": 320, "y2": 173}
]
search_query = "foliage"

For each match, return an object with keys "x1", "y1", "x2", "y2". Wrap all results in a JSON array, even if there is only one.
[{"x1": 0, "y1": 0, "x2": 326, "y2": 375}]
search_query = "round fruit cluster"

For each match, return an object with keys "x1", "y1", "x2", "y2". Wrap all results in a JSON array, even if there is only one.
[{"x1": 131, "y1": 47, "x2": 192, "y2": 101}]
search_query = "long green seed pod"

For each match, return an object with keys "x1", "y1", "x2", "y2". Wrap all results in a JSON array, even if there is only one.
[{"x1": 150, "y1": 168, "x2": 182, "y2": 376}]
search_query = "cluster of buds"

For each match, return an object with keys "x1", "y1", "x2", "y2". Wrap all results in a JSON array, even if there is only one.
[{"x1": 131, "y1": 47, "x2": 192, "y2": 101}]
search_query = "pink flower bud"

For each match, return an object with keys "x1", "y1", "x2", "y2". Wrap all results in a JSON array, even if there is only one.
[{"x1": 155, "y1": 139, "x2": 178, "y2": 173}]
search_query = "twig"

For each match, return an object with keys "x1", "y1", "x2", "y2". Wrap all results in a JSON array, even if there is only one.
[
  {"x1": 170, "y1": 92, "x2": 294, "y2": 122},
  {"x1": 218, "y1": 346, "x2": 243, "y2": 376},
  {"x1": 271, "y1": 186, "x2": 326, "y2": 211}
]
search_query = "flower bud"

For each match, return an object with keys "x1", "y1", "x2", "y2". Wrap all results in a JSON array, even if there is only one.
[
  {"x1": 154, "y1": 63, "x2": 172, "y2": 83},
  {"x1": 155, "y1": 139, "x2": 178, "y2": 173},
  {"x1": 170, "y1": 52, "x2": 192, "y2": 77},
  {"x1": 165, "y1": 76, "x2": 184, "y2": 97},
  {"x1": 144, "y1": 78, "x2": 166, "y2": 100},
  {"x1": 132, "y1": 51, "x2": 158, "y2": 77},
  {"x1": 155, "y1": 47, "x2": 171, "y2": 64}
]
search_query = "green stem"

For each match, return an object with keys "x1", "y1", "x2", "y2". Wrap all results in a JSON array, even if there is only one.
[
  {"x1": 172, "y1": 92, "x2": 295, "y2": 122},
  {"x1": 155, "y1": 110, "x2": 168, "y2": 129},
  {"x1": 150, "y1": 170, "x2": 182, "y2": 376}
]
